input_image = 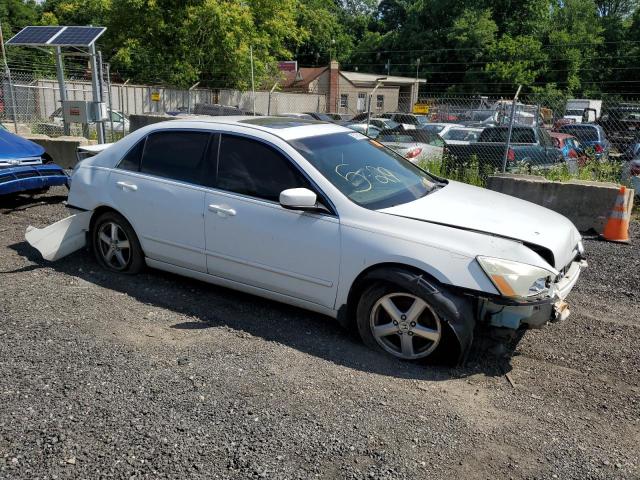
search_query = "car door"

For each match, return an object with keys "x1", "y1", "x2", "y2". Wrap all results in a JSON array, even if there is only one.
[
  {"x1": 204, "y1": 133, "x2": 340, "y2": 309},
  {"x1": 108, "y1": 130, "x2": 213, "y2": 272}
]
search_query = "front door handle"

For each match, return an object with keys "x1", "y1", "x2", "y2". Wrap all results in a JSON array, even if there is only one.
[
  {"x1": 116, "y1": 181, "x2": 138, "y2": 191},
  {"x1": 208, "y1": 204, "x2": 236, "y2": 216}
]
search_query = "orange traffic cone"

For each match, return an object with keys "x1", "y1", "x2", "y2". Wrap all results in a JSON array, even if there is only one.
[{"x1": 601, "y1": 186, "x2": 631, "y2": 243}]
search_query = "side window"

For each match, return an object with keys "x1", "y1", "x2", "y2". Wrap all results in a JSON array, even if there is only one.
[
  {"x1": 140, "y1": 131, "x2": 211, "y2": 184},
  {"x1": 217, "y1": 135, "x2": 309, "y2": 202},
  {"x1": 118, "y1": 138, "x2": 145, "y2": 172}
]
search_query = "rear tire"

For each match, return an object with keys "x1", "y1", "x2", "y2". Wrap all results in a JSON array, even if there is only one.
[{"x1": 91, "y1": 211, "x2": 144, "y2": 274}]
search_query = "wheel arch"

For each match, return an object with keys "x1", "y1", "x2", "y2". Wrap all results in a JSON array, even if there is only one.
[
  {"x1": 340, "y1": 262, "x2": 476, "y2": 364},
  {"x1": 88, "y1": 205, "x2": 145, "y2": 256}
]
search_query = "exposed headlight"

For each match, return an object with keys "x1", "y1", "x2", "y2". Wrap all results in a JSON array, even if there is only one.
[
  {"x1": 577, "y1": 240, "x2": 585, "y2": 256},
  {"x1": 477, "y1": 256, "x2": 556, "y2": 299}
]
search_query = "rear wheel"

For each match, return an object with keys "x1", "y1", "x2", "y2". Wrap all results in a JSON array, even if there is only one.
[
  {"x1": 357, "y1": 283, "x2": 443, "y2": 361},
  {"x1": 91, "y1": 211, "x2": 144, "y2": 274}
]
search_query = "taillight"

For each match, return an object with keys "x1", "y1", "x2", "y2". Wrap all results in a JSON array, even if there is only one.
[
  {"x1": 405, "y1": 147, "x2": 423, "y2": 159},
  {"x1": 568, "y1": 149, "x2": 578, "y2": 158},
  {"x1": 594, "y1": 143, "x2": 604, "y2": 153},
  {"x1": 507, "y1": 147, "x2": 515, "y2": 162}
]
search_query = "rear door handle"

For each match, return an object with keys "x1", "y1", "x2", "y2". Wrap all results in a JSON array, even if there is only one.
[
  {"x1": 208, "y1": 204, "x2": 236, "y2": 216},
  {"x1": 116, "y1": 181, "x2": 138, "y2": 191}
]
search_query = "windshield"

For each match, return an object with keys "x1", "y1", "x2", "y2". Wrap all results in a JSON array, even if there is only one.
[
  {"x1": 565, "y1": 109, "x2": 584, "y2": 116},
  {"x1": 420, "y1": 124, "x2": 445, "y2": 133},
  {"x1": 290, "y1": 132, "x2": 439, "y2": 209}
]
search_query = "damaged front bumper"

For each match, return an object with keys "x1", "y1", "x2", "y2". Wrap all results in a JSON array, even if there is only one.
[
  {"x1": 478, "y1": 258, "x2": 587, "y2": 330},
  {"x1": 0, "y1": 164, "x2": 69, "y2": 195}
]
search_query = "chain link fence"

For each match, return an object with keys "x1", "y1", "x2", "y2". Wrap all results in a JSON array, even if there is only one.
[{"x1": 1, "y1": 66, "x2": 639, "y2": 188}]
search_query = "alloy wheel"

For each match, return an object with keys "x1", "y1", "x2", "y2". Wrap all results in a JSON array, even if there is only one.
[
  {"x1": 369, "y1": 292, "x2": 442, "y2": 360},
  {"x1": 97, "y1": 221, "x2": 131, "y2": 271}
]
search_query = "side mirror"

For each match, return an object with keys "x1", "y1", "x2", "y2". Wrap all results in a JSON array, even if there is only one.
[{"x1": 279, "y1": 188, "x2": 318, "y2": 210}]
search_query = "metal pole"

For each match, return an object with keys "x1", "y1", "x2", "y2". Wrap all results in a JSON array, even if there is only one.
[
  {"x1": 105, "y1": 63, "x2": 115, "y2": 141},
  {"x1": 268, "y1": 82, "x2": 277, "y2": 116},
  {"x1": 502, "y1": 85, "x2": 522, "y2": 173},
  {"x1": 366, "y1": 78, "x2": 386, "y2": 136},
  {"x1": 250, "y1": 46, "x2": 256, "y2": 116},
  {"x1": 188, "y1": 81, "x2": 200, "y2": 114},
  {"x1": 0, "y1": 20, "x2": 18, "y2": 134},
  {"x1": 54, "y1": 47, "x2": 70, "y2": 135},
  {"x1": 90, "y1": 44, "x2": 105, "y2": 143}
]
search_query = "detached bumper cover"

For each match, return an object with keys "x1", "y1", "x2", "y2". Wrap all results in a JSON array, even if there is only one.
[{"x1": 0, "y1": 164, "x2": 69, "y2": 195}]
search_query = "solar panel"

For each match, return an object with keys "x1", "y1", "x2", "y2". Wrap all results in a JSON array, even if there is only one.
[
  {"x1": 48, "y1": 26, "x2": 106, "y2": 47},
  {"x1": 6, "y1": 26, "x2": 63, "y2": 46},
  {"x1": 6, "y1": 26, "x2": 106, "y2": 47}
]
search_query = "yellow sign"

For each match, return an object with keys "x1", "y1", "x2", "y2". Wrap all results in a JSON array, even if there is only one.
[
  {"x1": 413, "y1": 103, "x2": 429, "y2": 114},
  {"x1": 151, "y1": 91, "x2": 161, "y2": 102}
]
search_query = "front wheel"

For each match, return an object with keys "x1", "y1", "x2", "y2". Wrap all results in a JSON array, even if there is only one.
[
  {"x1": 357, "y1": 284, "x2": 443, "y2": 361},
  {"x1": 91, "y1": 211, "x2": 144, "y2": 274}
]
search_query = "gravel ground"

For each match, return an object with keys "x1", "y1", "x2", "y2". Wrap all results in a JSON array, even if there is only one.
[{"x1": 0, "y1": 187, "x2": 638, "y2": 480}]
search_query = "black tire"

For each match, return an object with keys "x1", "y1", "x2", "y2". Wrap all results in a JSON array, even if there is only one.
[
  {"x1": 91, "y1": 211, "x2": 144, "y2": 274},
  {"x1": 356, "y1": 282, "x2": 447, "y2": 362}
]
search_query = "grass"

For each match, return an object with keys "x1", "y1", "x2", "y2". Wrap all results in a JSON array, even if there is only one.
[{"x1": 418, "y1": 153, "x2": 627, "y2": 188}]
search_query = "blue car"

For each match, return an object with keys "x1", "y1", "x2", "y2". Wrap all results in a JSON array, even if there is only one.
[
  {"x1": 556, "y1": 124, "x2": 610, "y2": 161},
  {"x1": 0, "y1": 126, "x2": 68, "y2": 196}
]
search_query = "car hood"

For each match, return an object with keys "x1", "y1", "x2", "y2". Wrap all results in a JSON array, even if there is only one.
[
  {"x1": 379, "y1": 180, "x2": 581, "y2": 270},
  {"x1": 0, "y1": 129, "x2": 45, "y2": 160}
]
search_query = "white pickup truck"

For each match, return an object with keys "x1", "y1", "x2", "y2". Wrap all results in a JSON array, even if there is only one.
[{"x1": 563, "y1": 99, "x2": 602, "y2": 123}]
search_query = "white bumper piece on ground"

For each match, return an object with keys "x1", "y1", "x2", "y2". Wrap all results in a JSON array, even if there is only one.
[{"x1": 25, "y1": 211, "x2": 92, "y2": 261}]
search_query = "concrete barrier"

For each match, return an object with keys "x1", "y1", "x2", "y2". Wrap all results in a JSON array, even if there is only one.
[
  {"x1": 129, "y1": 113, "x2": 177, "y2": 132},
  {"x1": 25, "y1": 135, "x2": 95, "y2": 169},
  {"x1": 486, "y1": 174, "x2": 635, "y2": 233}
]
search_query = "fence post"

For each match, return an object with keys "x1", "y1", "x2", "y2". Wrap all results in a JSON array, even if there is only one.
[
  {"x1": 502, "y1": 85, "x2": 522, "y2": 173},
  {"x1": 0, "y1": 20, "x2": 18, "y2": 134}
]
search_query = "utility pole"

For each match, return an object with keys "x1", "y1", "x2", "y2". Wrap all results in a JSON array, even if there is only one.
[
  {"x1": 250, "y1": 46, "x2": 255, "y2": 116},
  {"x1": 0, "y1": 19, "x2": 18, "y2": 133}
]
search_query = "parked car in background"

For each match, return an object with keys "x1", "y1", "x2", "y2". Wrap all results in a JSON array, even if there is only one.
[
  {"x1": 366, "y1": 118, "x2": 399, "y2": 130},
  {"x1": 556, "y1": 124, "x2": 609, "y2": 161},
  {"x1": 50, "y1": 107, "x2": 130, "y2": 133},
  {"x1": 598, "y1": 104, "x2": 640, "y2": 152},
  {"x1": 304, "y1": 112, "x2": 343, "y2": 122},
  {"x1": 34, "y1": 116, "x2": 585, "y2": 364},
  {"x1": 419, "y1": 123, "x2": 464, "y2": 138},
  {"x1": 346, "y1": 123, "x2": 382, "y2": 138},
  {"x1": 622, "y1": 138, "x2": 640, "y2": 161},
  {"x1": 276, "y1": 113, "x2": 315, "y2": 120},
  {"x1": 377, "y1": 127, "x2": 444, "y2": 163},
  {"x1": 0, "y1": 128, "x2": 68, "y2": 195},
  {"x1": 549, "y1": 132, "x2": 589, "y2": 166},
  {"x1": 377, "y1": 113, "x2": 430, "y2": 129},
  {"x1": 563, "y1": 99, "x2": 602, "y2": 124},
  {"x1": 446, "y1": 126, "x2": 564, "y2": 171},
  {"x1": 440, "y1": 127, "x2": 483, "y2": 145}
]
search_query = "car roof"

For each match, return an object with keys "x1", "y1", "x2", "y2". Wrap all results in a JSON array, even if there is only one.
[
  {"x1": 549, "y1": 132, "x2": 575, "y2": 140},
  {"x1": 169, "y1": 115, "x2": 350, "y2": 140}
]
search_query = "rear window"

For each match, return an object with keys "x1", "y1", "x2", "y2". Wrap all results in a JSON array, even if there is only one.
[
  {"x1": 480, "y1": 128, "x2": 536, "y2": 143},
  {"x1": 140, "y1": 131, "x2": 211, "y2": 184},
  {"x1": 558, "y1": 126, "x2": 599, "y2": 142}
]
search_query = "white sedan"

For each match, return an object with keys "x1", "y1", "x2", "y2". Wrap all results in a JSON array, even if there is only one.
[{"x1": 30, "y1": 116, "x2": 586, "y2": 363}]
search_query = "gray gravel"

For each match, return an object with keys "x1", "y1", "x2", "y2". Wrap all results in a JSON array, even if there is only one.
[{"x1": 0, "y1": 187, "x2": 638, "y2": 479}]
